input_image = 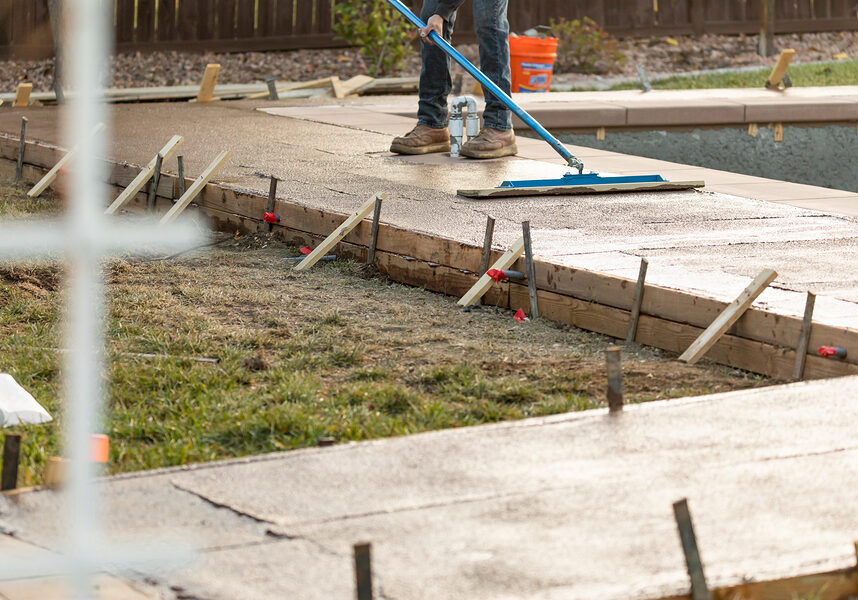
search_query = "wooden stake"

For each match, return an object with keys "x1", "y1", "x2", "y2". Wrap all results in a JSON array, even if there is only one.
[
  {"x1": 13, "y1": 83, "x2": 32, "y2": 108},
  {"x1": 522, "y1": 221, "x2": 539, "y2": 319},
  {"x1": 606, "y1": 347, "x2": 623, "y2": 413},
  {"x1": 265, "y1": 77, "x2": 279, "y2": 100},
  {"x1": 366, "y1": 195, "x2": 384, "y2": 265},
  {"x1": 28, "y1": 122, "x2": 106, "y2": 198},
  {"x1": 457, "y1": 237, "x2": 525, "y2": 307},
  {"x1": 159, "y1": 150, "x2": 232, "y2": 225},
  {"x1": 759, "y1": 0, "x2": 775, "y2": 57},
  {"x1": 792, "y1": 292, "x2": 816, "y2": 381},
  {"x1": 44, "y1": 456, "x2": 68, "y2": 489},
  {"x1": 294, "y1": 194, "x2": 384, "y2": 271},
  {"x1": 15, "y1": 116, "x2": 27, "y2": 183},
  {"x1": 196, "y1": 63, "x2": 221, "y2": 103},
  {"x1": 748, "y1": 123, "x2": 758, "y2": 137},
  {"x1": 177, "y1": 155, "x2": 186, "y2": 198},
  {"x1": 596, "y1": 127, "x2": 606, "y2": 141},
  {"x1": 625, "y1": 258, "x2": 649, "y2": 343},
  {"x1": 478, "y1": 215, "x2": 496, "y2": 276},
  {"x1": 331, "y1": 76, "x2": 347, "y2": 99},
  {"x1": 679, "y1": 269, "x2": 777, "y2": 365},
  {"x1": 266, "y1": 176, "x2": 278, "y2": 233},
  {"x1": 766, "y1": 49, "x2": 796, "y2": 89},
  {"x1": 353, "y1": 542, "x2": 373, "y2": 600},
  {"x1": 773, "y1": 123, "x2": 784, "y2": 142},
  {"x1": 146, "y1": 153, "x2": 163, "y2": 214},
  {"x1": 105, "y1": 135, "x2": 184, "y2": 215},
  {"x1": 1, "y1": 434, "x2": 21, "y2": 492},
  {"x1": 673, "y1": 499, "x2": 713, "y2": 600}
]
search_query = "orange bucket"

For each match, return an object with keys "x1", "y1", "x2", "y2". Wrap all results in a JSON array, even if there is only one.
[{"x1": 509, "y1": 35, "x2": 558, "y2": 93}]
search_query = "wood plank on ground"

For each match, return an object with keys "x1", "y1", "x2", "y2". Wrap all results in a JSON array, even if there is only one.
[
  {"x1": 158, "y1": 150, "x2": 232, "y2": 225},
  {"x1": 13, "y1": 83, "x2": 32, "y2": 108},
  {"x1": 766, "y1": 48, "x2": 796, "y2": 88},
  {"x1": 457, "y1": 238, "x2": 525, "y2": 306},
  {"x1": 679, "y1": 269, "x2": 778, "y2": 364},
  {"x1": 293, "y1": 193, "x2": 384, "y2": 271},
  {"x1": 196, "y1": 63, "x2": 221, "y2": 103},
  {"x1": 26, "y1": 122, "x2": 106, "y2": 198},
  {"x1": 104, "y1": 135, "x2": 184, "y2": 215}
]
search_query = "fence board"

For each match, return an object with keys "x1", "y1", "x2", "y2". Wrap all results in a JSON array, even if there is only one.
[
  {"x1": 3, "y1": 0, "x2": 858, "y2": 59},
  {"x1": 159, "y1": 0, "x2": 178, "y2": 42},
  {"x1": 274, "y1": 0, "x2": 294, "y2": 35},
  {"x1": 137, "y1": 0, "x2": 157, "y2": 44}
]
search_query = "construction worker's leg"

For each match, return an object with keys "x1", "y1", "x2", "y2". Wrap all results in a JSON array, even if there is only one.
[
  {"x1": 473, "y1": 0, "x2": 512, "y2": 131},
  {"x1": 417, "y1": 0, "x2": 456, "y2": 129}
]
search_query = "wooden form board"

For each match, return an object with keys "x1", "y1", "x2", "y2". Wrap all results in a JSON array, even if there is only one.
[
  {"x1": 105, "y1": 135, "x2": 183, "y2": 215},
  {"x1": 6, "y1": 134, "x2": 858, "y2": 381},
  {"x1": 158, "y1": 150, "x2": 232, "y2": 225},
  {"x1": 196, "y1": 64, "x2": 221, "y2": 103},
  {"x1": 767, "y1": 48, "x2": 796, "y2": 88},
  {"x1": 679, "y1": 269, "x2": 778, "y2": 364},
  {"x1": 13, "y1": 83, "x2": 32, "y2": 108},
  {"x1": 26, "y1": 122, "x2": 106, "y2": 198},
  {"x1": 458, "y1": 180, "x2": 705, "y2": 199},
  {"x1": 457, "y1": 237, "x2": 525, "y2": 306},
  {"x1": 293, "y1": 194, "x2": 383, "y2": 271}
]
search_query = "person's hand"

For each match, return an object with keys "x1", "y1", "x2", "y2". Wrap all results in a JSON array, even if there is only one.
[{"x1": 420, "y1": 14, "x2": 444, "y2": 44}]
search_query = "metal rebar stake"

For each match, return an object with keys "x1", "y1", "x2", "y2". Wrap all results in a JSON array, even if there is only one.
[
  {"x1": 266, "y1": 176, "x2": 278, "y2": 233},
  {"x1": 606, "y1": 347, "x2": 623, "y2": 413},
  {"x1": 147, "y1": 153, "x2": 163, "y2": 213},
  {"x1": 15, "y1": 117, "x2": 28, "y2": 183},
  {"x1": 266, "y1": 77, "x2": 279, "y2": 100},
  {"x1": 522, "y1": 221, "x2": 538, "y2": 319},
  {"x1": 353, "y1": 542, "x2": 373, "y2": 600},
  {"x1": 673, "y1": 499, "x2": 713, "y2": 600},
  {"x1": 1, "y1": 434, "x2": 21, "y2": 491},
  {"x1": 366, "y1": 196, "x2": 383, "y2": 265},
  {"x1": 792, "y1": 291, "x2": 816, "y2": 381},
  {"x1": 626, "y1": 258, "x2": 649, "y2": 343}
]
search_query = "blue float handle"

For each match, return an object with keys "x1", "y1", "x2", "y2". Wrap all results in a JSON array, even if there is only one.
[{"x1": 384, "y1": 0, "x2": 583, "y2": 173}]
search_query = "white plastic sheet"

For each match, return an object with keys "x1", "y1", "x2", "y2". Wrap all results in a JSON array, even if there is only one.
[{"x1": 0, "y1": 373, "x2": 52, "y2": 427}]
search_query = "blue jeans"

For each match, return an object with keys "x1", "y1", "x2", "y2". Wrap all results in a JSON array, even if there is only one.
[{"x1": 417, "y1": 0, "x2": 512, "y2": 131}]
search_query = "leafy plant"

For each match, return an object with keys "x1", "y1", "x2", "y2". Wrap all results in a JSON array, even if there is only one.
[
  {"x1": 550, "y1": 16, "x2": 626, "y2": 75},
  {"x1": 333, "y1": 0, "x2": 415, "y2": 76}
]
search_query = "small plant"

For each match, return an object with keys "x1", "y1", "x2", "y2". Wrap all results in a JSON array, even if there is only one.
[
  {"x1": 333, "y1": 0, "x2": 414, "y2": 76},
  {"x1": 550, "y1": 16, "x2": 626, "y2": 75}
]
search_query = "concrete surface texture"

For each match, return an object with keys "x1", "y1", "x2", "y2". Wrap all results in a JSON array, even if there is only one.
[
  {"x1": 550, "y1": 124, "x2": 858, "y2": 193},
  {"x1": 1, "y1": 376, "x2": 858, "y2": 599},
  {"x1": 3, "y1": 94, "x2": 858, "y2": 328}
]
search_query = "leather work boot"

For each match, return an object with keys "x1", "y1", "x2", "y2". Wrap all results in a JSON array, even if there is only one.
[
  {"x1": 390, "y1": 125, "x2": 451, "y2": 155},
  {"x1": 460, "y1": 128, "x2": 518, "y2": 159}
]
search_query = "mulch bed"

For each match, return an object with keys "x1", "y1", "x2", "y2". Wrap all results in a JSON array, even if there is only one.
[{"x1": 1, "y1": 31, "x2": 855, "y2": 92}]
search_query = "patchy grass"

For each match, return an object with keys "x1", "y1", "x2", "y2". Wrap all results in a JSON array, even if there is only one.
[
  {"x1": 609, "y1": 58, "x2": 858, "y2": 90},
  {"x1": 0, "y1": 177, "x2": 770, "y2": 485}
]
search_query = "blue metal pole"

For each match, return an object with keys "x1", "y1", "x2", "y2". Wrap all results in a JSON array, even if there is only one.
[{"x1": 385, "y1": 0, "x2": 584, "y2": 173}]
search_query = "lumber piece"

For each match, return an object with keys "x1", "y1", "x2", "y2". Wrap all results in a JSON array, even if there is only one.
[
  {"x1": 711, "y1": 566, "x2": 858, "y2": 600},
  {"x1": 13, "y1": 83, "x2": 32, "y2": 108},
  {"x1": 331, "y1": 76, "x2": 347, "y2": 99},
  {"x1": 679, "y1": 269, "x2": 778, "y2": 364},
  {"x1": 458, "y1": 180, "x2": 705, "y2": 199},
  {"x1": 196, "y1": 63, "x2": 221, "y2": 103},
  {"x1": 766, "y1": 49, "x2": 796, "y2": 89},
  {"x1": 158, "y1": 150, "x2": 232, "y2": 225},
  {"x1": 294, "y1": 194, "x2": 384, "y2": 271},
  {"x1": 105, "y1": 135, "x2": 184, "y2": 215},
  {"x1": 792, "y1": 292, "x2": 816, "y2": 381},
  {"x1": 356, "y1": 76, "x2": 419, "y2": 95},
  {"x1": 341, "y1": 75, "x2": 375, "y2": 96},
  {"x1": 27, "y1": 122, "x2": 106, "y2": 198},
  {"x1": 457, "y1": 237, "x2": 525, "y2": 306}
]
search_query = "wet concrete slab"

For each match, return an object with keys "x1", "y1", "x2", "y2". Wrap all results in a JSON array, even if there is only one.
[
  {"x1": 2, "y1": 99, "x2": 858, "y2": 327},
  {"x1": 2, "y1": 378, "x2": 857, "y2": 599}
]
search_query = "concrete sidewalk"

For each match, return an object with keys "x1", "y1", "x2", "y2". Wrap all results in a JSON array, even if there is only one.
[{"x1": 1, "y1": 377, "x2": 857, "y2": 599}]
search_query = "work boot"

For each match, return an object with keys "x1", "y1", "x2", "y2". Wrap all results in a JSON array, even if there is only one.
[
  {"x1": 390, "y1": 125, "x2": 451, "y2": 155},
  {"x1": 460, "y1": 128, "x2": 518, "y2": 159}
]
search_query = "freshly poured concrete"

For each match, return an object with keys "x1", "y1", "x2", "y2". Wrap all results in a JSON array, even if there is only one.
[
  {"x1": 2, "y1": 378, "x2": 858, "y2": 599},
  {"x1": 3, "y1": 98, "x2": 858, "y2": 324}
]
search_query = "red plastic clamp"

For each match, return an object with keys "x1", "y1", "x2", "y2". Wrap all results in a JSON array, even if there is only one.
[{"x1": 263, "y1": 212, "x2": 280, "y2": 224}]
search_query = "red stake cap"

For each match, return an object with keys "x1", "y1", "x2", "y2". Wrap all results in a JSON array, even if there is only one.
[
  {"x1": 513, "y1": 308, "x2": 528, "y2": 322},
  {"x1": 299, "y1": 246, "x2": 312, "y2": 255},
  {"x1": 486, "y1": 268, "x2": 506, "y2": 283}
]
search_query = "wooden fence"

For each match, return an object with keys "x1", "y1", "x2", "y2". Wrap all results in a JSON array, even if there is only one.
[{"x1": 2, "y1": 0, "x2": 857, "y2": 60}]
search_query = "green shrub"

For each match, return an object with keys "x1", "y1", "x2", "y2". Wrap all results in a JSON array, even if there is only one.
[
  {"x1": 550, "y1": 16, "x2": 626, "y2": 75},
  {"x1": 333, "y1": 0, "x2": 414, "y2": 76}
]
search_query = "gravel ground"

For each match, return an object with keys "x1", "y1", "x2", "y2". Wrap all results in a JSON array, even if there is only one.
[{"x1": 1, "y1": 31, "x2": 856, "y2": 92}]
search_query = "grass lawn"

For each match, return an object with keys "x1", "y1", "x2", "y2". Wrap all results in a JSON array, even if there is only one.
[
  {"x1": 0, "y1": 177, "x2": 769, "y2": 486},
  {"x1": 609, "y1": 58, "x2": 858, "y2": 90}
]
